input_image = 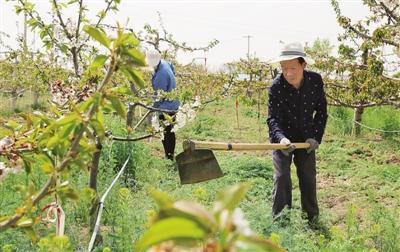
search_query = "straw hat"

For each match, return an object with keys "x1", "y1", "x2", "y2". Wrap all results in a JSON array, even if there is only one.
[
  {"x1": 270, "y1": 42, "x2": 314, "y2": 64},
  {"x1": 145, "y1": 50, "x2": 161, "y2": 67}
]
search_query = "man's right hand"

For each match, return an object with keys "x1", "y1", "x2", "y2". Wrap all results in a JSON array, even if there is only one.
[{"x1": 280, "y1": 137, "x2": 296, "y2": 156}]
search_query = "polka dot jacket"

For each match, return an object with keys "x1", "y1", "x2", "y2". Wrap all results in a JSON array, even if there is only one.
[{"x1": 267, "y1": 70, "x2": 328, "y2": 144}]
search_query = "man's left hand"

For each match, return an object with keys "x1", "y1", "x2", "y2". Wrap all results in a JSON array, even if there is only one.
[{"x1": 305, "y1": 138, "x2": 319, "y2": 153}]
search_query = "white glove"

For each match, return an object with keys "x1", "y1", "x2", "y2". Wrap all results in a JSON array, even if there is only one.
[{"x1": 280, "y1": 137, "x2": 295, "y2": 156}]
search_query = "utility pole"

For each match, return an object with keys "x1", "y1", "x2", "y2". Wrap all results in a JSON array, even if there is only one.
[
  {"x1": 193, "y1": 57, "x2": 207, "y2": 71},
  {"x1": 243, "y1": 35, "x2": 252, "y2": 59},
  {"x1": 23, "y1": 11, "x2": 28, "y2": 54}
]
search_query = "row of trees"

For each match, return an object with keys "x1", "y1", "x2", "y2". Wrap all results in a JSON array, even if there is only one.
[
  {"x1": 307, "y1": 0, "x2": 400, "y2": 135},
  {"x1": 0, "y1": 0, "x2": 399, "y2": 250},
  {"x1": 0, "y1": 1, "x2": 279, "y2": 251}
]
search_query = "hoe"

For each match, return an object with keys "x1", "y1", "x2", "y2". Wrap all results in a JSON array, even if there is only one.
[{"x1": 176, "y1": 139, "x2": 310, "y2": 184}]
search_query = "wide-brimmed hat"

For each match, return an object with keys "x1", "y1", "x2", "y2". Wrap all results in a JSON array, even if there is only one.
[
  {"x1": 270, "y1": 42, "x2": 314, "y2": 64},
  {"x1": 145, "y1": 50, "x2": 161, "y2": 67}
]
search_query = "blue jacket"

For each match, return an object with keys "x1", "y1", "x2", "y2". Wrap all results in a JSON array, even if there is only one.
[
  {"x1": 151, "y1": 60, "x2": 180, "y2": 111},
  {"x1": 267, "y1": 71, "x2": 328, "y2": 144}
]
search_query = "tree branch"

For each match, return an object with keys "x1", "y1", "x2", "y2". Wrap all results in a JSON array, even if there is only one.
[
  {"x1": 379, "y1": 1, "x2": 399, "y2": 24},
  {"x1": 131, "y1": 102, "x2": 177, "y2": 113},
  {"x1": 75, "y1": 0, "x2": 84, "y2": 39},
  {"x1": 109, "y1": 134, "x2": 156, "y2": 142},
  {"x1": 51, "y1": 0, "x2": 73, "y2": 41},
  {"x1": 77, "y1": 0, "x2": 115, "y2": 53},
  {"x1": 346, "y1": 21, "x2": 399, "y2": 47},
  {"x1": 0, "y1": 51, "x2": 117, "y2": 232}
]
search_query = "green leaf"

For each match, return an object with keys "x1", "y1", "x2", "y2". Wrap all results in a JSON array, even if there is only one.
[
  {"x1": 150, "y1": 189, "x2": 173, "y2": 209},
  {"x1": 22, "y1": 226, "x2": 38, "y2": 242},
  {"x1": 164, "y1": 200, "x2": 216, "y2": 230},
  {"x1": 78, "y1": 96, "x2": 94, "y2": 111},
  {"x1": 60, "y1": 123, "x2": 76, "y2": 139},
  {"x1": 5, "y1": 120, "x2": 21, "y2": 131},
  {"x1": 235, "y1": 235, "x2": 284, "y2": 252},
  {"x1": 89, "y1": 54, "x2": 107, "y2": 71},
  {"x1": 46, "y1": 135, "x2": 60, "y2": 149},
  {"x1": 26, "y1": 18, "x2": 39, "y2": 29},
  {"x1": 135, "y1": 217, "x2": 206, "y2": 252},
  {"x1": 0, "y1": 127, "x2": 13, "y2": 138},
  {"x1": 121, "y1": 33, "x2": 140, "y2": 46},
  {"x1": 17, "y1": 218, "x2": 33, "y2": 228},
  {"x1": 105, "y1": 94, "x2": 126, "y2": 118},
  {"x1": 36, "y1": 153, "x2": 54, "y2": 166},
  {"x1": 41, "y1": 163, "x2": 55, "y2": 174},
  {"x1": 121, "y1": 48, "x2": 146, "y2": 66},
  {"x1": 213, "y1": 183, "x2": 250, "y2": 213},
  {"x1": 97, "y1": 10, "x2": 106, "y2": 19},
  {"x1": 60, "y1": 43, "x2": 69, "y2": 54},
  {"x1": 58, "y1": 186, "x2": 80, "y2": 201},
  {"x1": 23, "y1": 159, "x2": 32, "y2": 174},
  {"x1": 15, "y1": 5, "x2": 23, "y2": 14},
  {"x1": 120, "y1": 66, "x2": 145, "y2": 88},
  {"x1": 109, "y1": 86, "x2": 133, "y2": 95},
  {"x1": 83, "y1": 25, "x2": 110, "y2": 48},
  {"x1": 57, "y1": 114, "x2": 80, "y2": 127},
  {"x1": 89, "y1": 118, "x2": 105, "y2": 139}
]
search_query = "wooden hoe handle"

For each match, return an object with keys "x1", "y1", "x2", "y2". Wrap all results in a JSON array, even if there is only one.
[{"x1": 183, "y1": 140, "x2": 310, "y2": 151}]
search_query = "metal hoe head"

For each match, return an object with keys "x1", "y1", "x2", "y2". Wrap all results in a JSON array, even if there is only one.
[{"x1": 176, "y1": 149, "x2": 224, "y2": 184}]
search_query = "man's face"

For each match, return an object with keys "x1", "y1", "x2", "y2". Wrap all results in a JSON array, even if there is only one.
[{"x1": 280, "y1": 58, "x2": 306, "y2": 87}]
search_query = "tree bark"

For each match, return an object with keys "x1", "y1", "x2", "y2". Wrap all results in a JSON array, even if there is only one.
[
  {"x1": 126, "y1": 103, "x2": 135, "y2": 128},
  {"x1": 11, "y1": 91, "x2": 18, "y2": 112},
  {"x1": 71, "y1": 47, "x2": 80, "y2": 77},
  {"x1": 33, "y1": 90, "x2": 39, "y2": 107},
  {"x1": 353, "y1": 106, "x2": 364, "y2": 136},
  {"x1": 89, "y1": 136, "x2": 102, "y2": 233}
]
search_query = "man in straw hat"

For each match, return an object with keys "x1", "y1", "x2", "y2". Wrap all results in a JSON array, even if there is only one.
[{"x1": 267, "y1": 42, "x2": 328, "y2": 223}]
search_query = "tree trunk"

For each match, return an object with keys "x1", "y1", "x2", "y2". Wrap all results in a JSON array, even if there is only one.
[
  {"x1": 11, "y1": 91, "x2": 18, "y2": 112},
  {"x1": 89, "y1": 136, "x2": 102, "y2": 233},
  {"x1": 71, "y1": 47, "x2": 80, "y2": 77},
  {"x1": 126, "y1": 103, "x2": 135, "y2": 128},
  {"x1": 353, "y1": 106, "x2": 364, "y2": 136},
  {"x1": 33, "y1": 90, "x2": 39, "y2": 108}
]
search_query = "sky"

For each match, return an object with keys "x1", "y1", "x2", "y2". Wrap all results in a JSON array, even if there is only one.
[{"x1": 0, "y1": 0, "x2": 370, "y2": 71}]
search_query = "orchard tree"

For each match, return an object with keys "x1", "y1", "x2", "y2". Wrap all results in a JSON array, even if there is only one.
[
  {"x1": 0, "y1": 24, "x2": 146, "y2": 239},
  {"x1": 102, "y1": 13, "x2": 219, "y2": 101},
  {"x1": 305, "y1": 1, "x2": 400, "y2": 135},
  {"x1": 1, "y1": 0, "x2": 220, "y2": 244},
  {"x1": 307, "y1": 38, "x2": 400, "y2": 135},
  {"x1": 8, "y1": 0, "x2": 123, "y2": 77},
  {"x1": 225, "y1": 57, "x2": 272, "y2": 100},
  {"x1": 175, "y1": 63, "x2": 229, "y2": 104},
  {"x1": 1, "y1": 0, "x2": 147, "y2": 241},
  {"x1": 0, "y1": 49, "x2": 44, "y2": 111},
  {"x1": 224, "y1": 57, "x2": 273, "y2": 131}
]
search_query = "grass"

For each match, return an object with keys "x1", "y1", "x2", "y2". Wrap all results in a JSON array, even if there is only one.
[
  {"x1": 1, "y1": 97, "x2": 400, "y2": 251},
  {"x1": 0, "y1": 91, "x2": 48, "y2": 117}
]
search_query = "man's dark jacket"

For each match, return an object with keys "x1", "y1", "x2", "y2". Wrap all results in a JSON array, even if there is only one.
[{"x1": 267, "y1": 70, "x2": 328, "y2": 144}]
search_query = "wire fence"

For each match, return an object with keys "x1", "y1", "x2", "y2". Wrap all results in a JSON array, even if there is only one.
[
  {"x1": 0, "y1": 87, "x2": 47, "y2": 115},
  {"x1": 327, "y1": 113, "x2": 400, "y2": 134}
]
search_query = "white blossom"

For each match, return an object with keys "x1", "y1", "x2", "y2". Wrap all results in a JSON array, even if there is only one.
[
  {"x1": 0, "y1": 162, "x2": 22, "y2": 182},
  {"x1": 151, "y1": 114, "x2": 164, "y2": 140},
  {"x1": 232, "y1": 208, "x2": 253, "y2": 236},
  {"x1": 192, "y1": 95, "x2": 201, "y2": 108},
  {"x1": 0, "y1": 136, "x2": 13, "y2": 151},
  {"x1": 172, "y1": 103, "x2": 197, "y2": 132}
]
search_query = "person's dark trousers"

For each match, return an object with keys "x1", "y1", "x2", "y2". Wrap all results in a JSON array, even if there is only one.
[
  {"x1": 159, "y1": 113, "x2": 176, "y2": 160},
  {"x1": 272, "y1": 149, "x2": 319, "y2": 220}
]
